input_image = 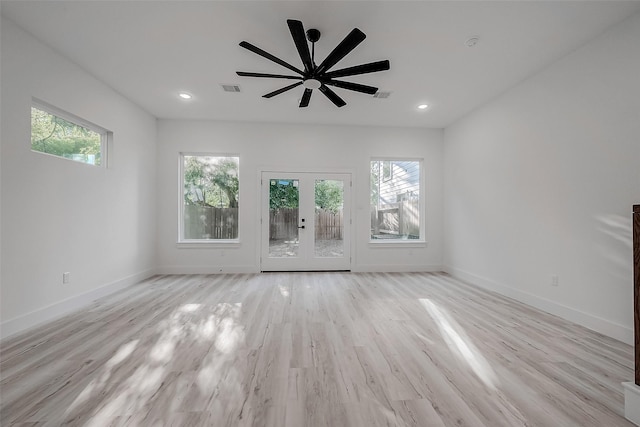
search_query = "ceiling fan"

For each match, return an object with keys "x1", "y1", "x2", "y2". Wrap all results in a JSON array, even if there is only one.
[{"x1": 236, "y1": 19, "x2": 390, "y2": 108}]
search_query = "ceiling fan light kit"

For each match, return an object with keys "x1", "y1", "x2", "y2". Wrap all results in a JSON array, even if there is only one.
[{"x1": 236, "y1": 19, "x2": 390, "y2": 108}]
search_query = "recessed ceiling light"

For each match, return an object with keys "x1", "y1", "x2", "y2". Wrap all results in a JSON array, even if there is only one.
[
  {"x1": 417, "y1": 104, "x2": 428, "y2": 110},
  {"x1": 178, "y1": 92, "x2": 192, "y2": 100}
]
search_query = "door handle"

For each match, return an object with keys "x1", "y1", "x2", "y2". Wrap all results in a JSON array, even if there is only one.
[{"x1": 298, "y1": 225, "x2": 305, "y2": 229}]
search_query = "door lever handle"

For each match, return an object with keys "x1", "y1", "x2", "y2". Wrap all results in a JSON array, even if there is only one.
[{"x1": 298, "y1": 225, "x2": 305, "y2": 229}]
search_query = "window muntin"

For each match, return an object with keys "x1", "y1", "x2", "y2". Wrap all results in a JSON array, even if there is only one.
[
  {"x1": 31, "y1": 102, "x2": 107, "y2": 166},
  {"x1": 370, "y1": 159, "x2": 421, "y2": 241},
  {"x1": 180, "y1": 154, "x2": 239, "y2": 242},
  {"x1": 382, "y1": 160, "x2": 393, "y2": 182}
]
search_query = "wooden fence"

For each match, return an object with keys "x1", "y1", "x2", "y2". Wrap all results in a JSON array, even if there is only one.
[
  {"x1": 371, "y1": 199, "x2": 419, "y2": 238},
  {"x1": 184, "y1": 205, "x2": 238, "y2": 239},
  {"x1": 185, "y1": 206, "x2": 344, "y2": 240},
  {"x1": 315, "y1": 209, "x2": 343, "y2": 240},
  {"x1": 269, "y1": 208, "x2": 299, "y2": 240},
  {"x1": 270, "y1": 208, "x2": 344, "y2": 240}
]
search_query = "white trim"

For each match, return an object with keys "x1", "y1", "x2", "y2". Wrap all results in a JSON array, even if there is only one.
[
  {"x1": 176, "y1": 241, "x2": 241, "y2": 249},
  {"x1": 352, "y1": 264, "x2": 443, "y2": 273},
  {"x1": 258, "y1": 166, "x2": 355, "y2": 175},
  {"x1": 369, "y1": 240, "x2": 428, "y2": 248},
  {"x1": 444, "y1": 265, "x2": 633, "y2": 345},
  {"x1": 0, "y1": 269, "x2": 154, "y2": 341},
  {"x1": 623, "y1": 382, "x2": 640, "y2": 426},
  {"x1": 155, "y1": 265, "x2": 258, "y2": 275}
]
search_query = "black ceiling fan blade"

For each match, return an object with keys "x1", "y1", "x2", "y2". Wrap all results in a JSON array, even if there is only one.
[
  {"x1": 237, "y1": 71, "x2": 302, "y2": 80},
  {"x1": 263, "y1": 81, "x2": 303, "y2": 98},
  {"x1": 324, "y1": 60, "x2": 390, "y2": 79},
  {"x1": 287, "y1": 20, "x2": 314, "y2": 74},
  {"x1": 299, "y1": 88, "x2": 313, "y2": 107},
  {"x1": 239, "y1": 41, "x2": 304, "y2": 76},
  {"x1": 322, "y1": 79, "x2": 378, "y2": 95},
  {"x1": 316, "y1": 28, "x2": 366, "y2": 74},
  {"x1": 319, "y1": 85, "x2": 346, "y2": 107}
]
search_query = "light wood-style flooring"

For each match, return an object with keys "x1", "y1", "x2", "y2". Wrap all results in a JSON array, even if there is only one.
[{"x1": 0, "y1": 272, "x2": 635, "y2": 426}]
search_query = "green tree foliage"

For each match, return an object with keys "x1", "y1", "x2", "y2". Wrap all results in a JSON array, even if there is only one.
[
  {"x1": 269, "y1": 180, "x2": 299, "y2": 209},
  {"x1": 268, "y1": 179, "x2": 343, "y2": 212},
  {"x1": 315, "y1": 180, "x2": 343, "y2": 213},
  {"x1": 184, "y1": 156, "x2": 239, "y2": 208},
  {"x1": 31, "y1": 107, "x2": 102, "y2": 165}
]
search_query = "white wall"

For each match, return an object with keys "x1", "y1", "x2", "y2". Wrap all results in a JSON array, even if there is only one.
[
  {"x1": 443, "y1": 12, "x2": 640, "y2": 344},
  {"x1": 156, "y1": 120, "x2": 443, "y2": 273},
  {"x1": 0, "y1": 18, "x2": 157, "y2": 338}
]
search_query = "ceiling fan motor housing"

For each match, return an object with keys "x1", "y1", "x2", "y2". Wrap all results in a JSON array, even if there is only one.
[
  {"x1": 302, "y1": 79, "x2": 321, "y2": 89},
  {"x1": 306, "y1": 29, "x2": 321, "y2": 43}
]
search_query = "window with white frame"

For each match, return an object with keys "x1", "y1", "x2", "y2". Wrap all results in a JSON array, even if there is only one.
[
  {"x1": 370, "y1": 159, "x2": 422, "y2": 241},
  {"x1": 180, "y1": 154, "x2": 239, "y2": 242},
  {"x1": 31, "y1": 100, "x2": 108, "y2": 166}
]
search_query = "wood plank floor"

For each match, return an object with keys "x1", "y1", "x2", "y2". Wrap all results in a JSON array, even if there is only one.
[{"x1": 0, "y1": 272, "x2": 634, "y2": 426}]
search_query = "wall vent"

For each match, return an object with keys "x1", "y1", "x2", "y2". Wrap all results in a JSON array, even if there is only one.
[
  {"x1": 373, "y1": 91, "x2": 391, "y2": 99},
  {"x1": 221, "y1": 84, "x2": 241, "y2": 93}
]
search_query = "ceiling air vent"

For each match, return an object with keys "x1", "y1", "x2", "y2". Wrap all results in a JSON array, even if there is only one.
[
  {"x1": 221, "y1": 84, "x2": 241, "y2": 93},
  {"x1": 373, "y1": 91, "x2": 391, "y2": 99}
]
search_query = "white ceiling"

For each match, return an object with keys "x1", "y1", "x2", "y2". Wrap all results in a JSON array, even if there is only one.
[{"x1": 2, "y1": 1, "x2": 639, "y2": 128}]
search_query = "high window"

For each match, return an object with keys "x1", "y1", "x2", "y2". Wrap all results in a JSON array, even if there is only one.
[
  {"x1": 31, "y1": 100, "x2": 108, "y2": 166},
  {"x1": 370, "y1": 159, "x2": 422, "y2": 241},
  {"x1": 180, "y1": 154, "x2": 239, "y2": 242}
]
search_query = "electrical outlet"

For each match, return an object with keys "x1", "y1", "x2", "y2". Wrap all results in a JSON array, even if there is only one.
[
  {"x1": 551, "y1": 275, "x2": 559, "y2": 287},
  {"x1": 63, "y1": 272, "x2": 70, "y2": 284}
]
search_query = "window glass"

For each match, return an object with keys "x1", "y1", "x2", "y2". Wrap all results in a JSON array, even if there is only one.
[
  {"x1": 181, "y1": 155, "x2": 239, "y2": 241},
  {"x1": 370, "y1": 160, "x2": 421, "y2": 241},
  {"x1": 31, "y1": 105, "x2": 105, "y2": 166}
]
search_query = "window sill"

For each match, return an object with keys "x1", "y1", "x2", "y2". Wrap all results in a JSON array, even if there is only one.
[
  {"x1": 369, "y1": 240, "x2": 427, "y2": 248},
  {"x1": 177, "y1": 240, "x2": 241, "y2": 249}
]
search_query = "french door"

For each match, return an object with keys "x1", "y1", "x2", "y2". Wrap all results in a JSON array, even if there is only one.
[{"x1": 261, "y1": 172, "x2": 351, "y2": 271}]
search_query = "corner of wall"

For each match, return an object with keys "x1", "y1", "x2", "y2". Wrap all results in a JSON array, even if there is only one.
[{"x1": 0, "y1": 269, "x2": 156, "y2": 341}]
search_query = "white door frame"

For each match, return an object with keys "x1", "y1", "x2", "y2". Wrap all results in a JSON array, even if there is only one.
[{"x1": 259, "y1": 170, "x2": 352, "y2": 272}]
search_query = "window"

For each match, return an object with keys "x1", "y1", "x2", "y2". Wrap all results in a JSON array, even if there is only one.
[
  {"x1": 180, "y1": 154, "x2": 239, "y2": 242},
  {"x1": 370, "y1": 159, "x2": 422, "y2": 241},
  {"x1": 31, "y1": 100, "x2": 108, "y2": 166}
]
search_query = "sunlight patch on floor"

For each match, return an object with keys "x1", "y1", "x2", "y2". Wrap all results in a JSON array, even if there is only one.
[
  {"x1": 196, "y1": 302, "x2": 245, "y2": 395},
  {"x1": 420, "y1": 298, "x2": 499, "y2": 391},
  {"x1": 595, "y1": 213, "x2": 633, "y2": 282},
  {"x1": 64, "y1": 339, "x2": 140, "y2": 416},
  {"x1": 278, "y1": 284, "x2": 290, "y2": 298},
  {"x1": 65, "y1": 301, "x2": 247, "y2": 423}
]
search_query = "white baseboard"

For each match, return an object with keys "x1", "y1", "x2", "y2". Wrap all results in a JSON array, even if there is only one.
[
  {"x1": 0, "y1": 269, "x2": 155, "y2": 341},
  {"x1": 623, "y1": 382, "x2": 640, "y2": 426},
  {"x1": 156, "y1": 264, "x2": 442, "y2": 274},
  {"x1": 155, "y1": 265, "x2": 259, "y2": 275},
  {"x1": 444, "y1": 265, "x2": 633, "y2": 345},
  {"x1": 352, "y1": 264, "x2": 443, "y2": 273}
]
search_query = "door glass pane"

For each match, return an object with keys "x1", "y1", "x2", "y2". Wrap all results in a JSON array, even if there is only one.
[
  {"x1": 269, "y1": 179, "x2": 299, "y2": 257},
  {"x1": 315, "y1": 179, "x2": 344, "y2": 258}
]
